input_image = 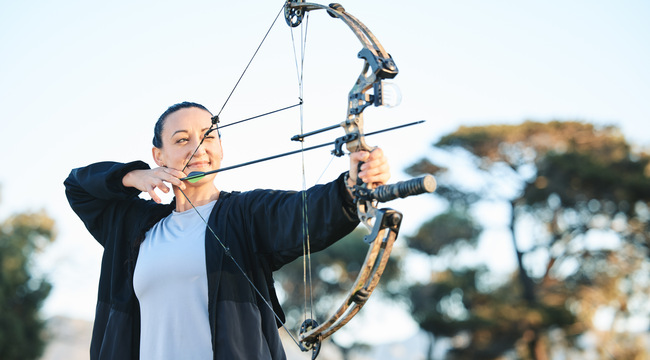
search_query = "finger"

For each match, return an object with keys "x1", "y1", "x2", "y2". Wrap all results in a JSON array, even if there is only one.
[
  {"x1": 170, "y1": 170, "x2": 187, "y2": 190},
  {"x1": 361, "y1": 151, "x2": 390, "y2": 188},
  {"x1": 358, "y1": 149, "x2": 388, "y2": 177},
  {"x1": 368, "y1": 170, "x2": 391, "y2": 186},
  {"x1": 367, "y1": 147, "x2": 384, "y2": 160},
  {"x1": 361, "y1": 169, "x2": 390, "y2": 187},
  {"x1": 348, "y1": 151, "x2": 370, "y2": 183},
  {"x1": 350, "y1": 150, "x2": 371, "y2": 163},
  {"x1": 156, "y1": 181, "x2": 170, "y2": 194},
  {"x1": 359, "y1": 147, "x2": 384, "y2": 165},
  {"x1": 362, "y1": 159, "x2": 390, "y2": 176},
  {"x1": 359, "y1": 156, "x2": 384, "y2": 173},
  {"x1": 150, "y1": 191, "x2": 161, "y2": 203},
  {"x1": 146, "y1": 185, "x2": 162, "y2": 204},
  {"x1": 163, "y1": 167, "x2": 187, "y2": 180},
  {"x1": 157, "y1": 168, "x2": 187, "y2": 190}
]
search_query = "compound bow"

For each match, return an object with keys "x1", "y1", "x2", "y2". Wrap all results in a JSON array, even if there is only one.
[
  {"x1": 284, "y1": 2, "x2": 435, "y2": 357},
  {"x1": 180, "y1": 1, "x2": 436, "y2": 358}
]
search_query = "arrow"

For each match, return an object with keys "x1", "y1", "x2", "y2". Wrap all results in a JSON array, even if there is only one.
[{"x1": 181, "y1": 120, "x2": 425, "y2": 183}]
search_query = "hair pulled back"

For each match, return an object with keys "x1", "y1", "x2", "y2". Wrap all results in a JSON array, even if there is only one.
[{"x1": 152, "y1": 101, "x2": 213, "y2": 148}]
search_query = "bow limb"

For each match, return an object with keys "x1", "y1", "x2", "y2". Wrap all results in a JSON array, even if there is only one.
[
  {"x1": 298, "y1": 208, "x2": 402, "y2": 348},
  {"x1": 285, "y1": 2, "x2": 393, "y2": 60},
  {"x1": 298, "y1": 173, "x2": 438, "y2": 351}
]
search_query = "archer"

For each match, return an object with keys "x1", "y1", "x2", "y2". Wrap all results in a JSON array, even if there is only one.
[{"x1": 64, "y1": 101, "x2": 391, "y2": 359}]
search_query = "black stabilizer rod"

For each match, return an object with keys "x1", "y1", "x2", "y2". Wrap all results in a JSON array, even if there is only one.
[{"x1": 371, "y1": 175, "x2": 436, "y2": 203}]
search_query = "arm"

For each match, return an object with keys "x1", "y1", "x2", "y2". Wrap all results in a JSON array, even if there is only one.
[
  {"x1": 244, "y1": 148, "x2": 391, "y2": 269},
  {"x1": 64, "y1": 161, "x2": 152, "y2": 246},
  {"x1": 245, "y1": 172, "x2": 359, "y2": 270}
]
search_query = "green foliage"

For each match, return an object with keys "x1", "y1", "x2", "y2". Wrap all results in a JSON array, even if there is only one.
[
  {"x1": 436, "y1": 121, "x2": 631, "y2": 167},
  {"x1": 275, "y1": 226, "x2": 401, "y2": 327},
  {"x1": 410, "y1": 269, "x2": 577, "y2": 359},
  {"x1": 0, "y1": 209, "x2": 56, "y2": 360},
  {"x1": 528, "y1": 150, "x2": 650, "y2": 211},
  {"x1": 406, "y1": 210, "x2": 481, "y2": 256},
  {"x1": 274, "y1": 226, "x2": 403, "y2": 357},
  {"x1": 406, "y1": 120, "x2": 650, "y2": 358}
]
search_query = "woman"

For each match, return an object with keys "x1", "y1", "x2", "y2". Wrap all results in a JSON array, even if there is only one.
[{"x1": 64, "y1": 101, "x2": 390, "y2": 359}]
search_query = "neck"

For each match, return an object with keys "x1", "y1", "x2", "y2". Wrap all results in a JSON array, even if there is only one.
[{"x1": 173, "y1": 182, "x2": 219, "y2": 212}]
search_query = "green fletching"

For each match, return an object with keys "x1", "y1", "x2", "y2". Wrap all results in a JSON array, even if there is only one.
[{"x1": 185, "y1": 172, "x2": 205, "y2": 183}]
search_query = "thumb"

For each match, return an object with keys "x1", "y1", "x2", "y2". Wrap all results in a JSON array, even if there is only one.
[{"x1": 349, "y1": 150, "x2": 370, "y2": 183}]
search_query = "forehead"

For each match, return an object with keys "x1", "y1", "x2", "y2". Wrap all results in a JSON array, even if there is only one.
[{"x1": 164, "y1": 107, "x2": 212, "y2": 132}]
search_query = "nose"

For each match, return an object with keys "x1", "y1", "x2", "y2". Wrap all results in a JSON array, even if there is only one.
[
  {"x1": 193, "y1": 136, "x2": 208, "y2": 154},
  {"x1": 196, "y1": 142, "x2": 207, "y2": 155},
  {"x1": 184, "y1": 137, "x2": 208, "y2": 165}
]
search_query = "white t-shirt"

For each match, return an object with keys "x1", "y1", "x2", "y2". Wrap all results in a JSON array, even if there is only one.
[{"x1": 133, "y1": 200, "x2": 217, "y2": 360}]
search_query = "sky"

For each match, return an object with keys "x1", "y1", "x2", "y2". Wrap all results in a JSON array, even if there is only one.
[{"x1": 1, "y1": 0, "x2": 649, "y2": 347}]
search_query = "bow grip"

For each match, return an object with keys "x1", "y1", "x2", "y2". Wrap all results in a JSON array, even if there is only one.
[{"x1": 370, "y1": 174, "x2": 436, "y2": 203}]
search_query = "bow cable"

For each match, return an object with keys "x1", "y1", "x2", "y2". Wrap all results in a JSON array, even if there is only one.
[
  {"x1": 175, "y1": 1, "x2": 308, "y2": 351},
  {"x1": 214, "y1": 4, "x2": 285, "y2": 120},
  {"x1": 288, "y1": 9, "x2": 318, "y2": 336},
  {"x1": 216, "y1": 102, "x2": 302, "y2": 130},
  {"x1": 183, "y1": 2, "x2": 286, "y2": 173}
]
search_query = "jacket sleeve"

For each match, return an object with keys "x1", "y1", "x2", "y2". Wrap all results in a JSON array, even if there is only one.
[
  {"x1": 244, "y1": 172, "x2": 360, "y2": 270},
  {"x1": 64, "y1": 161, "x2": 152, "y2": 247}
]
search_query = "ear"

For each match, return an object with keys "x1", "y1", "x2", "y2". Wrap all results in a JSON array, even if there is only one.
[{"x1": 152, "y1": 147, "x2": 165, "y2": 167}]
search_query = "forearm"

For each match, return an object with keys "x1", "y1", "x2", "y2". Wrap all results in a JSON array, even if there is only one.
[{"x1": 64, "y1": 161, "x2": 150, "y2": 243}]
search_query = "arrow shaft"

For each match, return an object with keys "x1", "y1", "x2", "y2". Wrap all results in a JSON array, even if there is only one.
[{"x1": 181, "y1": 120, "x2": 424, "y2": 181}]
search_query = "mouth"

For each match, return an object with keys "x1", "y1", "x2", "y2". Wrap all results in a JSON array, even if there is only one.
[{"x1": 187, "y1": 161, "x2": 211, "y2": 169}]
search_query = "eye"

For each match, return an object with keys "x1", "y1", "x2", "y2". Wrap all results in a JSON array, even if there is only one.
[{"x1": 175, "y1": 137, "x2": 189, "y2": 144}]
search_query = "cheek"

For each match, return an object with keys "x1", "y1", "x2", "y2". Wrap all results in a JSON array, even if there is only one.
[
  {"x1": 210, "y1": 143, "x2": 223, "y2": 159},
  {"x1": 163, "y1": 149, "x2": 188, "y2": 165}
]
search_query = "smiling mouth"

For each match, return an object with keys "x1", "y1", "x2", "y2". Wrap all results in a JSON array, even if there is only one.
[{"x1": 188, "y1": 161, "x2": 210, "y2": 168}]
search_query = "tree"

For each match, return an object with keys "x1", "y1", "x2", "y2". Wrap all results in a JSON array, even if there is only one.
[
  {"x1": 275, "y1": 227, "x2": 401, "y2": 359},
  {"x1": 0, "y1": 198, "x2": 56, "y2": 360},
  {"x1": 406, "y1": 121, "x2": 650, "y2": 359}
]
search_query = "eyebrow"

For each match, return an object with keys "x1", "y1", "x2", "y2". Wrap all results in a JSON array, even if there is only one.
[{"x1": 170, "y1": 127, "x2": 211, "y2": 137}]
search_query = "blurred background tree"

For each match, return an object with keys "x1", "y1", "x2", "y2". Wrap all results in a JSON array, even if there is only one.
[
  {"x1": 405, "y1": 121, "x2": 650, "y2": 359},
  {"x1": 0, "y1": 193, "x2": 56, "y2": 360},
  {"x1": 275, "y1": 227, "x2": 401, "y2": 359}
]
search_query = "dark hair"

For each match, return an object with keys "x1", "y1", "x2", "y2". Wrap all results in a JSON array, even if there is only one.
[{"x1": 152, "y1": 101, "x2": 214, "y2": 148}]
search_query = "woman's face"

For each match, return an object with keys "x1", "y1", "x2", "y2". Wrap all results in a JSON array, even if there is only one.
[{"x1": 152, "y1": 107, "x2": 223, "y2": 178}]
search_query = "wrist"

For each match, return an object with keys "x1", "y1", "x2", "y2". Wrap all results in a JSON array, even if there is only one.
[
  {"x1": 122, "y1": 171, "x2": 132, "y2": 188},
  {"x1": 343, "y1": 171, "x2": 357, "y2": 202},
  {"x1": 122, "y1": 170, "x2": 139, "y2": 188},
  {"x1": 344, "y1": 171, "x2": 357, "y2": 189}
]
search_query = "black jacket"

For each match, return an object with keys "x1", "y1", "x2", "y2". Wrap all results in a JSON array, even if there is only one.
[{"x1": 64, "y1": 161, "x2": 359, "y2": 359}]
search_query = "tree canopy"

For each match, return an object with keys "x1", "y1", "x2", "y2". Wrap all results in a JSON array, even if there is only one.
[
  {"x1": 405, "y1": 121, "x2": 650, "y2": 359},
  {"x1": 0, "y1": 203, "x2": 56, "y2": 360}
]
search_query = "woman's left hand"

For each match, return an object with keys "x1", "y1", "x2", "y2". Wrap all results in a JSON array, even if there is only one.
[{"x1": 348, "y1": 147, "x2": 390, "y2": 190}]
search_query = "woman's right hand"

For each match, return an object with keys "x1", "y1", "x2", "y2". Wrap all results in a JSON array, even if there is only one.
[{"x1": 122, "y1": 167, "x2": 186, "y2": 203}]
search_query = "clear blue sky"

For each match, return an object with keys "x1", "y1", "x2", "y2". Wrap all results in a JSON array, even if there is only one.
[{"x1": 1, "y1": 0, "x2": 649, "y2": 345}]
